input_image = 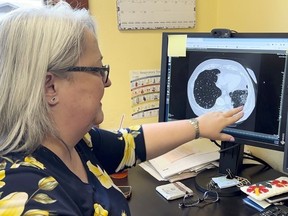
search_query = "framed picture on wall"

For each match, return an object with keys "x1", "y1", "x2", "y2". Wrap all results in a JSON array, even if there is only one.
[
  {"x1": 117, "y1": 0, "x2": 196, "y2": 30},
  {"x1": 44, "y1": 0, "x2": 88, "y2": 9}
]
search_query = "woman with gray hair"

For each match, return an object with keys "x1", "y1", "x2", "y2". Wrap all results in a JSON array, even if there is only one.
[{"x1": 0, "y1": 2, "x2": 243, "y2": 215}]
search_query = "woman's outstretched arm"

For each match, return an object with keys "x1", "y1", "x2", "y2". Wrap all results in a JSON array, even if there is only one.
[{"x1": 142, "y1": 106, "x2": 244, "y2": 160}]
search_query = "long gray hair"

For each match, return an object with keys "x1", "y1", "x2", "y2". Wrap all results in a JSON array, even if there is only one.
[{"x1": 0, "y1": 2, "x2": 97, "y2": 155}]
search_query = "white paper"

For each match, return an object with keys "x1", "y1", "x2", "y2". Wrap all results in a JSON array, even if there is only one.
[
  {"x1": 150, "y1": 151, "x2": 219, "y2": 179},
  {"x1": 148, "y1": 141, "x2": 220, "y2": 179}
]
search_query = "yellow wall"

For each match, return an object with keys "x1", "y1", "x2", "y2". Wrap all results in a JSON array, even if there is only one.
[
  {"x1": 217, "y1": 0, "x2": 288, "y2": 32},
  {"x1": 89, "y1": 0, "x2": 217, "y2": 129},
  {"x1": 216, "y1": 0, "x2": 288, "y2": 173},
  {"x1": 88, "y1": 0, "x2": 288, "y2": 172}
]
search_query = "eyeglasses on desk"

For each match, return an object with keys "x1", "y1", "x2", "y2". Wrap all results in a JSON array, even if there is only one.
[{"x1": 179, "y1": 190, "x2": 219, "y2": 208}]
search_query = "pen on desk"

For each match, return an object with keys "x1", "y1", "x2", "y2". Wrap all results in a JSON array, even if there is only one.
[{"x1": 119, "y1": 114, "x2": 125, "y2": 130}]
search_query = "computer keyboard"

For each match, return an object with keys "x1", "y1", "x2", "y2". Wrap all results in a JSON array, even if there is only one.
[{"x1": 252, "y1": 205, "x2": 288, "y2": 216}]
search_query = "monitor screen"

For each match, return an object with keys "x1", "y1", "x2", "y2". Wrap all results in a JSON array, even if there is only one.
[
  {"x1": 159, "y1": 32, "x2": 288, "y2": 182},
  {"x1": 159, "y1": 32, "x2": 288, "y2": 151}
]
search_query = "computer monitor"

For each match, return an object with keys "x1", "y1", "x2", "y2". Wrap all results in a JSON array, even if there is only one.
[{"x1": 159, "y1": 31, "x2": 288, "y2": 195}]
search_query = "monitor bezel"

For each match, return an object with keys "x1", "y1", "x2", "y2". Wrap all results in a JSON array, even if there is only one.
[{"x1": 159, "y1": 31, "x2": 288, "y2": 152}]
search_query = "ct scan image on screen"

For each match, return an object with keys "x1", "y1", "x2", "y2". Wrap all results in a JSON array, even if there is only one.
[
  {"x1": 187, "y1": 58, "x2": 256, "y2": 123},
  {"x1": 168, "y1": 50, "x2": 286, "y2": 143}
]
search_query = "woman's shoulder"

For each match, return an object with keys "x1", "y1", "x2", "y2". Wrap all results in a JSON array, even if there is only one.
[
  {"x1": 0, "y1": 153, "x2": 83, "y2": 215},
  {"x1": 0, "y1": 153, "x2": 53, "y2": 188},
  {"x1": 1, "y1": 153, "x2": 46, "y2": 169}
]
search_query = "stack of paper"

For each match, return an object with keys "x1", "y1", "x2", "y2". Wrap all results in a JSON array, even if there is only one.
[
  {"x1": 139, "y1": 140, "x2": 220, "y2": 182},
  {"x1": 140, "y1": 160, "x2": 217, "y2": 182}
]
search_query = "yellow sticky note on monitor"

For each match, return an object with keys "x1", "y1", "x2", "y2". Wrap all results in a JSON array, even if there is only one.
[{"x1": 168, "y1": 35, "x2": 187, "y2": 57}]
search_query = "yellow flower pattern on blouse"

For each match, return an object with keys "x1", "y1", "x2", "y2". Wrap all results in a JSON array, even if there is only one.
[
  {"x1": 23, "y1": 209, "x2": 50, "y2": 216},
  {"x1": 0, "y1": 170, "x2": 6, "y2": 188},
  {"x1": 38, "y1": 176, "x2": 58, "y2": 191},
  {"x1": 0, "y1": 125, "x2": 143, "y2": 215},
  {"x1": 8, "y1": 156, "x2": 45, "y2": 170},
  {"x1": 24, "y1": 156, "x2": 45, "y2": 170},
  {"x1": 83, "y1": 133, "x2": 93, "y2": 148},
  {"x1": 87, "y1": 161, "x2": 114, "y2": 189},
  {"x1": 0, "y1": 157, "x2": 58, "y2": 215},
  {"x1": 94, "y1": 203, "x2": 108, "y2": 216},
  {"x1": 0, "y1": 192, "x2": 28, "y2": 216},
  {"x1": 115, "y1": 125, "x2": 141, "y2": 172}
]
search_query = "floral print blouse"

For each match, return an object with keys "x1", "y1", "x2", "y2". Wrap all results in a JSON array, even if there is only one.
[{"x1": 0, "y1": 125, "x2": 146, "y2": 216}]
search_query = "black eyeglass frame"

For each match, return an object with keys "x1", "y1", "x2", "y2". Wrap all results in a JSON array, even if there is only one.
[
  {"x1": 179, "y1": 190, "x2": 219, "y2": 208},
  {"x1": 62, "y1": 65, "x2": 110, "y2": 83}
]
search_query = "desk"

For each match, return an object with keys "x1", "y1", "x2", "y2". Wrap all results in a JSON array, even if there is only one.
[{"x1": 114, "y1": 165, "x2": 285, "y2": 216}]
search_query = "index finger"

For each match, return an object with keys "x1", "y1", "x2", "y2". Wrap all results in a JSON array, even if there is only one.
[
  {"x1": 224, "y1": 106, "x2": 244, "y2": 117},
  {"x1": 225, "y1": 106, "x2": 244, "y2": 124}
]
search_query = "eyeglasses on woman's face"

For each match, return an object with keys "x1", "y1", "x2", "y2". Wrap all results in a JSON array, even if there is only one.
[
  {"x1": 179, "y1": 190, "x2": 219, "y2": 208},
  {"x1": 61, "y1": 65, "x2": 110, "y2": 84}
]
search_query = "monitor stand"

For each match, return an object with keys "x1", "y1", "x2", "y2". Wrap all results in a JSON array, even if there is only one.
[{"x1": 194, "y1": 141, "x2": 269, "y2": 197}]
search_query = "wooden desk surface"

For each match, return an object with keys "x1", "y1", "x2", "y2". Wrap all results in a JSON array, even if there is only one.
[{"x1": 114, "y1": 165, "x2": 285, "y2": 216}]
